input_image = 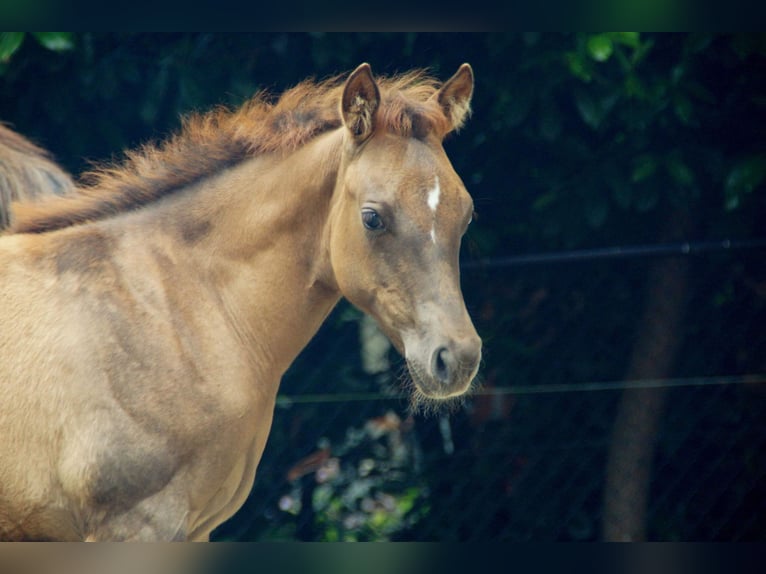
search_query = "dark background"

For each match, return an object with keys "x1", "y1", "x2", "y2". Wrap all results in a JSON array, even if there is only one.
[{"x1": 2, "y1": 33, "x2": 765, "y2": 540}]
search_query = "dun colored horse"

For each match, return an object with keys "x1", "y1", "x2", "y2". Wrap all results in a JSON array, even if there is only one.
[
  {"x1": 0, "y1": 63, "x2": 482, "y2": 541},
  {"x1": 0, "y1": 124, "x2": 75, "y2": 230}
]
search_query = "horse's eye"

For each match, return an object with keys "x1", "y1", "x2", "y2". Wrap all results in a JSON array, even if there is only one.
[{"x1": 361, "y1": 209, "x2": 384, "y2": 231}]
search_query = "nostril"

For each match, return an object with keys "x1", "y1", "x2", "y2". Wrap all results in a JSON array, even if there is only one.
[{"x1": 433, "y1": 346, "x2": 451, "y2": 383}]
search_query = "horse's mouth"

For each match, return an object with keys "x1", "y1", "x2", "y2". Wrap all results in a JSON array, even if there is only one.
[{"x1": 405, "y1": 359, "x2": 476, "y2": 401}]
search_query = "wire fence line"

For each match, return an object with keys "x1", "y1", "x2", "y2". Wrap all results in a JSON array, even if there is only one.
[
  {"x1": 461, "y1": 237, "x2": 766, "y2": 269},
  {"x1": 275, "y1": 374, "x2": 766, "y2": 405}
]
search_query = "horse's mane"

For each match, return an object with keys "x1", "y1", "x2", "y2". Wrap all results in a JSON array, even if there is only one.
[
  {"x1": 11, "y1": 70, "x2": 451, "y2": 234},
  {"x1": 0, "y1": 124, "x2": 75, "y2": 230}
]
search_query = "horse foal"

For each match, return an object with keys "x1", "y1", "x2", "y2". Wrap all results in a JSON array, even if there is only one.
[{"x1": 0, "y1": 64, "x2": 481, "y2": 540}]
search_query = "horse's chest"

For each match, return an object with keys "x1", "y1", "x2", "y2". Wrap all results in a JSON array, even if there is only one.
[{"x1": 64, "y1": 366, "x2": 275, "y2": 539}]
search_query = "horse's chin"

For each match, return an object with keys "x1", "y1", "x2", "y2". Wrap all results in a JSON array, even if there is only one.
[{"x1": 404, "y1": 360, "x2": 475, "y2": 415}]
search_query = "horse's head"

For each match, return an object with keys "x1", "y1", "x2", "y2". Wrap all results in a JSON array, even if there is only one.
[{"x1": 328, "y1": 63, "x2": 481, "y2": 402}]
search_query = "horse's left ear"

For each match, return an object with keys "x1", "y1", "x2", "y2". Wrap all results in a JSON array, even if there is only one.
[
  {"x1": 341, "y1": 63, "x2": 380, "y2": 142},
  {"x1": 434, "y1": 63, "x2": 474, "y2": 132}
]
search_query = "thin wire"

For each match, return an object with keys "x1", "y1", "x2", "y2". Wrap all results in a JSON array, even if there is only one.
[
  {"x1": 275, "y1": 374, "x2": 766, "y2": 406},
  {"x1": 472, "y1": 374, "x2": 766, "y2": 395},
  {"x1": 461, "y1": 238, "x2": 766, "y2": 269}
]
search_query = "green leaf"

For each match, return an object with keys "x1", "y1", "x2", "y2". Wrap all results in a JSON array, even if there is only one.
[
  {"x1": 532, "y1": 191, "x2": 557, "y2": 211},
  {"x1": 0, "y1": 32, "x2": 25, "y2": 63},
  {"x1": 574, "y1": 90, "x2": 600, "y2": 129},
  {"x1": 609, "y1": 32, "x2": 640, "y2": 49},
  {"x1": 574, "y1": 91, "x2": 618, "y2": 130},
  {"x1": 31, "y1": 32, "x2": 74, "y2": 52},
  {"x1": 631, "y1": 155, "x2": 657, "y2": 183},
  {"x1": 565, "y1": 51, "x2": 592, "y2": 82},
  {"x1": 673, "y1": 94, "x2": 694, "y2": 125},
  {"x1": 725, "y1": 154, "x2": 766, "y2": 211},
  {"x1": 666, "y1": 156, "x2": 695, "y2": 187},
  {"x1": 624, "y1": 74, "x2": 648, "y2": 100},
  {"x1": 635, "y1": 187, "x2": 659, "y2": 212},
  {"x1": 630, "y1": 37, "x2": 655, "y2": 66},
  {"x1": 685, "y1": 80, "x2": 717, "y2": 105},
  {"x1": 684, "y1": 33, "x2": 713, "y2": 55},
  {"x1": 587, "y1": 35, "x2": 613, "y2": 62}
]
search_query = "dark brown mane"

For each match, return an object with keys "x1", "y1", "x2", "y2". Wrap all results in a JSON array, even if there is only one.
[{"x1": 11, "y1": 70, "x2": 450, "y2": 234}]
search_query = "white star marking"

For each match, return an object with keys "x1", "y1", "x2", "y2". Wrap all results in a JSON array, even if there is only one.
[{"x1": 427, "y1": 176, "x2": 440, "y2": 244}]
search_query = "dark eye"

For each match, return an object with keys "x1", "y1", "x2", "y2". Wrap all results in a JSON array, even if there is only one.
[{"x1": 361, "y1": 208, "x2": 385, "y2": 231}]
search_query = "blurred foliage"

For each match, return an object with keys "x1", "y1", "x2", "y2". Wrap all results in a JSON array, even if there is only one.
[
  {"x1": 276, "y1": 411, "x2": 426, "y2": 541},
  {"x1": 1, "y1": 33, "x2": 764, "y2": 540},
  {"x1": 0, "y1": 32, "x2": 73, "y2": 64}
]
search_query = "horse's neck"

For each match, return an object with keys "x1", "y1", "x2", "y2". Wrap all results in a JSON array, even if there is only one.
[{"x1": 135, "y1": 130, "x2": 344, "y2": 378}]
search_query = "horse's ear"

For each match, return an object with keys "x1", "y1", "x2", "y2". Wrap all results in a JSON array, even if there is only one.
[
  {"x1": 434, "y1": 63, "x2": 474, "y2": 133},
  {"x1": 341, "y1": 63, "x2": 380, "y2": 142}
]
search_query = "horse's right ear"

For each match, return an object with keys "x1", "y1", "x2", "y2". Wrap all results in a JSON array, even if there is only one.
[{"x1": 341, "y1": 63, "x2": 380, "y2": 142}]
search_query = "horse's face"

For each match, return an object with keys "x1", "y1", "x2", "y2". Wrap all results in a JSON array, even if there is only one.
[{"x1": 329, "y1": 64, "x2": 481, "y2": 400}]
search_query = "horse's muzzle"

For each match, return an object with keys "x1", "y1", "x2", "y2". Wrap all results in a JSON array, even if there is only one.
[{"x1": 408, "y1": 334, "x2": 482, "y2": 399}]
